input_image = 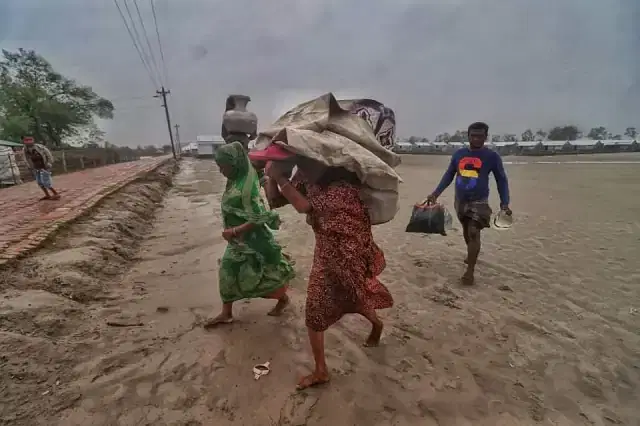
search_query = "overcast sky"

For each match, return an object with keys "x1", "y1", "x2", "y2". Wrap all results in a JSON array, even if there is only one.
[{"x1": 1, "y1": 0, "x2": 639, "y2": 146}]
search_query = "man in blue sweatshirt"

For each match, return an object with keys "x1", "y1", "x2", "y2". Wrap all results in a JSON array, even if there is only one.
[{"x1": 426, "y1": 122, "x2": 512, "y2": 285}]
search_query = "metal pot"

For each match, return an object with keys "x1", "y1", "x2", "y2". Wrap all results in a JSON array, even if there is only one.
[{"x1": 222, "y1": 94, "x2": 258, "y2": 141}]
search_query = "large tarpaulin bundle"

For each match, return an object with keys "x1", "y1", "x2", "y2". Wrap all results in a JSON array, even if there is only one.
[{"x1": 254, "y1": 93, "x2": 402, "y2": 225}]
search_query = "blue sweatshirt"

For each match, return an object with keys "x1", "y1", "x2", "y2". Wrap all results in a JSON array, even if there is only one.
[{"x1": 433, "y1": 147, "x2": 510, "y2": 206}]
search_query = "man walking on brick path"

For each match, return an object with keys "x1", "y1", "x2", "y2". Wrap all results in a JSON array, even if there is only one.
[{"x1": 22, "y1": 136, "x2": 61, "y2": 200}]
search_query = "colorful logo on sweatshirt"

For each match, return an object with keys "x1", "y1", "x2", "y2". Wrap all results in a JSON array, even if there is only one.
[{"x1": 456, "y1": 157, "x2": 483, "y2": 190}]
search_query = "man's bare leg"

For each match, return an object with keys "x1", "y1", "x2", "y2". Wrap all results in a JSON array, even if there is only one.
[
  {"x1": 462, "y1": 221, "x2": 470, "y2": 264},
  {"x1": 39, "y1": 186, "x2": 51, "y2": 200},
  {"x1": 49, "y1": 187, "x2": 60, "y2": 200},
  {"x1": 462, "y1": 221, "x2": 481, "y2": 285}
]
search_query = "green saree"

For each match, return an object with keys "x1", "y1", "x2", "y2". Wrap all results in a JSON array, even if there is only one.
[{"x1": 215, "y1": 142, "x2": 295, "y2": 303}]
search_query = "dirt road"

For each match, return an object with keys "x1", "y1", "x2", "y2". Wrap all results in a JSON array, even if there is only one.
[
  {"x1": 2, "y1": 155, "x2": 638, "y2": 425},
  {"x1": 55, "y1": 158, "x2": 414, "y2": 426}
]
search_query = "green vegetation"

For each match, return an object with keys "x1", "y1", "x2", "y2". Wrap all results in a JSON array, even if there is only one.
[{"x1": 0, "y1": 48, "x2": 113, "y2": 147}]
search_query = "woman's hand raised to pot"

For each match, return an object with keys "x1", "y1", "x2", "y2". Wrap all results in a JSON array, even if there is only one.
[{"x1": 265, "y1": 161, "x2": 291, "y2": 180}]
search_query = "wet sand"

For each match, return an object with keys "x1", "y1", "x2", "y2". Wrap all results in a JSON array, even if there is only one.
[{"x1": 2, "y1": 154, "x2": 639, "y2": 425}]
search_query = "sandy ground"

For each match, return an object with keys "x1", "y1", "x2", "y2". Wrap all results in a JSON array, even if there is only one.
[{"x1": 1, "y1": 153, "x2": 639, "y2": 425}]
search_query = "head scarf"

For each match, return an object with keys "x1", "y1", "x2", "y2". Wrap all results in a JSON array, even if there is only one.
[
  {"x1": 215, "y1": 142, "x2": 280, "y2": 230},
  {"x1": 215, "y1": 141, "x2": 249, "y2": 181}
]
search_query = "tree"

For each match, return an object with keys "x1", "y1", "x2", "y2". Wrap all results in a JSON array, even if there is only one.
[
  {"x1": 0, "y1": 48, "x2": 113, "y2": 146},
  {"x1": 587, "y1": 126, "x2": 607, "y2": 140},
  {"x1": 548, "y1": 125, "x2": 580, "y2": 141},
  {"x1": 407, "y1": 136, "x2": 419, "y2": 144},
  {"x1": 434, "y1": 133, "x2": 451, "y2": 143},
  {"x1": 624, "y1": 127, "x2": 637, "y2": 139},
  {"x1": 448, "y1": 132, "x2": 462, "y2": 142},
  {"x1": 448, "y1": 130, "x2": 469, "y2": 143},
  {"x1": 535, "y1": 129, "x2": 547, "y2": 141},
  {"x1": 133, "y1": 145, "x2": 157, "y2": 156},
  {"x1": 612, "y1": 134, "x2": 622, "y2": 140},
  {"x1": 491, "y1": 135, "x2": 502, "y2": 142},
  {"x1": 503, "y1": 134, "x2": 517, "y2": 142},
  {"x1": 88, "y1": 125, "x2": 106, "y2": 146},
  {"x1": 521, "y1": 129, "x2": 534, "y2": 141},
  {"x1": 71, "y1": 123, "x2": 106, "y2": 148}
]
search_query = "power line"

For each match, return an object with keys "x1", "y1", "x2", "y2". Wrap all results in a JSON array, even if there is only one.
[
  {"x1": 122, "y1": 0, "x2": 161, "y2": 87},
  {"x1": 133, "y1": 0, "x2": 163, "y2": 87},
  {"x1": 150, "y1": 0, "x2": 176, "y2": 153},
  {"x1": 151, "y1": 0, "x2": 170, "y2": 88},
  {"x1": 114, "y1": 104, "x2": 161, "y2": 113},
  {"x1": 112, "y1": 0, "x2": 158, "y2": 89},
  {"x1": 109, "y1": 95, "x2": 154, "y2": 102}
]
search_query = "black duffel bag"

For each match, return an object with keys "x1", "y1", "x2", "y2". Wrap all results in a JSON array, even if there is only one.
[{"x1": 405, "y1": 203, "x2": 449, "y2": 236}]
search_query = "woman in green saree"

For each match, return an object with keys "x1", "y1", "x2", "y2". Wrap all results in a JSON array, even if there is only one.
[{"x1": 205, "y1": 142, "x2": 295, "y2": 327}]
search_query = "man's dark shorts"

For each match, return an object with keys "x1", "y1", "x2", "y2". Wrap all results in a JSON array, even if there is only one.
[{"x1": 454, "y1": 198, "x2": 492, "y2": 229}]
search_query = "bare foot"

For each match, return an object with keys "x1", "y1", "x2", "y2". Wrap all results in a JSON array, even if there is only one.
[
  {"x1": 296, "y1": 370, "x2": 330, "y2": 390},
  {"x1": 39, "y1": 195, "x2": 52, "y2": 201},
  {"x1": 267, "y1": 294, "x2": 289, "y2": 316},
  {"x1": 364, "y1": 320, "x2": 383, "y2": 347},
  {"x1": 50, "y1": 194, "x2": 61, "y2": 200},
  {"x1": 203, "y1": 313, "x2": 233, "y2": 329},
  {"x1": 461, "y1": 269, "x2": 475, "y2": 286}
]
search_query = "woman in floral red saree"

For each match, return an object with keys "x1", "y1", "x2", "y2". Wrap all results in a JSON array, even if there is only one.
[{"x1": 265, "y1": 158, "x2": 393, "y2": 390}]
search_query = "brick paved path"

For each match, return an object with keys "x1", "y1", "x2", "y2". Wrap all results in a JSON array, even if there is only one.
[{"x1": 0, "y1": 157, "x2": 171, "y2": 266}]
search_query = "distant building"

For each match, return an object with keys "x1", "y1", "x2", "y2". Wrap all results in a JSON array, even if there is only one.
[
  {"x1": 392, "y1": 142, "x2": 413, "y2": 153},
  {"x1": 569, "y1": 139, "x2": 598, "y2": 152},
  {"x1": 486, "y1": 141, "x2": 518, "y2": 155},
  {"x1": 414, "y1": 142, "x2": 436, "y2": 153},
  {"x1": 544, "y1": 141, "x2": 573, "y2": 152},
  {"x1": 601, "y1": 139, "x2": 637, "y2": 152},
  {"x1": 392, "y1": 138, "x2": 639, "y2": 156},
  {"x1": 195, "y1": 135, "x2": 225, "y2": 157},
  {"x1": 430, "y1": 142, "x2": 448, "y2": 151},
  {"x1": 180, "y1": 142, "x2": 198, "y2": 156}
]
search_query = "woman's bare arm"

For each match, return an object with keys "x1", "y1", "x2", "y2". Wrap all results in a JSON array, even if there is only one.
[
  {"x1": 232, "y1": 222, "x2": 256, "y2": 235},
  {"x1": 264, "y1": 161, "x2": 311, "y2": 213},
  {"x1": 275, "y1": 177, "x2": 312, "y2": 214},
  {"x1": 265, "y1": 178, "x2": 289, "y2": 209}
]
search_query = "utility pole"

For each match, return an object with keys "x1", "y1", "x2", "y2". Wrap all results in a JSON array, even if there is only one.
[
  {"x1": 174, "y1": 124, "x2": 181, "y2": 154},
  {"x1": 154, "y1": 86, "x2": 177, "y2": 159}
]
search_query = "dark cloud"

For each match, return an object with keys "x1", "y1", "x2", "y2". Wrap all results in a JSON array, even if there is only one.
[{"x1": 2, "y1": 0, "x2": 639, "y2": 146}]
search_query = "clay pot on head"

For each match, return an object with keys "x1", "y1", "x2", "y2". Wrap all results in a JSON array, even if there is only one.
[{"x1": 222, "y1": 94, "x2": 258, "y2": 138}]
